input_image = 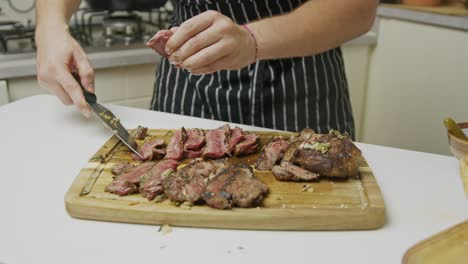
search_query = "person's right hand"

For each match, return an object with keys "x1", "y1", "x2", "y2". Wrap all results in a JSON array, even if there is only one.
[{"x1": 36, "y1": 25, "x2": 94, "y2": 117}]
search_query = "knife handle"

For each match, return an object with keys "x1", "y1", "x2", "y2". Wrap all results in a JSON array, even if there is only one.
[{"x1": 72, "y1": 72, "x2": 97, "y2": 104}]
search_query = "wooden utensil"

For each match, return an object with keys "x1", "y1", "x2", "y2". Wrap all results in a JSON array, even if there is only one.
[
  {"x1": 65, "y1": 129, "x2": 386, "y2": 231},
  {"x1": 403, "y1": 220, "x2": 468, "y2": 264},
  {"x1": 444, "y1": 118, "x2": 468, "y2": 141}
]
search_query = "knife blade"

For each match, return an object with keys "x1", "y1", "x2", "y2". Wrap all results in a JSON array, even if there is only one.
[{"x1": 72, "y1": 73, "x2": 144, "y2": 159}]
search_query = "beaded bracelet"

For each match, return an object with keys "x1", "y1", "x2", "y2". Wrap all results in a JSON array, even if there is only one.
[{"x1": 242, "y1": 24, "x2": 258, "y2": 63}]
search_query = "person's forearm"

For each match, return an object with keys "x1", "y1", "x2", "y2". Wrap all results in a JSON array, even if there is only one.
[
  {"x1": 250, "y1": 0, "x2": 377, "y2": 60},
  {"x1": 35, "y1": 0, "x2": 81, "y2": 36}
]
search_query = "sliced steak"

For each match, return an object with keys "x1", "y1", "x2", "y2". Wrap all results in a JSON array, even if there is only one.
[
  {"x1": 184, "y1": 149, "x2": 203, "y2": 159},
  {"x1": 233, "y1": 134, "x2": 258, "y2": 156},
  {"x1": 164, "y1": 159, "x2": 228, "y2": 204},
  {"x1": 226, "y1": 127, "x2": 245, "y2": 155},
  {"x1": 106, "y1": 162, "x2": 155, "y2": 196},
  {"x1": 134, "y1": 126, "x2": 148, "y2": 140},
  {"x1": 184, "y1": 128, "x2": 205, "y2": 151},
  {"x1": 139, "y1": 160, "x2": 180, "y2": 200},
  {"x1": 165, "y1": 128, "x2": 187, "y2": 161},
  {"x1": 111, "y1": 162, "x2": 136, "y2": 176},
  {"x1": 255, "y1": 136, "x2": 289, "y2": 170},
  {"x1": 131, "y1": 139, "x2": 165, "y2": 161},
  {"x1": 293, "y1": 132, "x2": 361, "y2": 178},
  {"x1": 203, "y1": 164, "x2": 268, "y2": 209},
  {"x1": 203, "y1": 125, "x2": 230, "y2": 159},
  {"x1": 146, "y1": 30, "x2": 173, "y2": 58},
  {"x1": 271, "y1": 163, "x2": 320, "y2": 181}
]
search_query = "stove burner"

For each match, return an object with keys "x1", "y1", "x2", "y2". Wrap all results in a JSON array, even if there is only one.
[{"x1": 0, "y1": 20, "x2": 35, "y2": 53}]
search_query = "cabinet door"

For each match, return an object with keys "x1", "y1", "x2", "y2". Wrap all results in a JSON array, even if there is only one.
[{"x1": 363, "y1": 19, "x2": 468, "y2": 155}]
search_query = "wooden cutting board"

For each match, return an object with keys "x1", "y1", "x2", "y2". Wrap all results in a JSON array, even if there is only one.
[
  {"x1": 403, "y1": 220, "x2": 468, "y2": 264},
  {"x1": 65, "y1": 129, "x2": 386, "y2": 230}
]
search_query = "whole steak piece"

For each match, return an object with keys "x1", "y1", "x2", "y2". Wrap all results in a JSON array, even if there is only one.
[
  {"x1": 164, "y1": 159, "x2": 228, "y2": 204},
  {"x1": 165, "y1": 128, "x2": 187, "y2": 161},
  {"x1": 293, "y1": 132, "x2": 362, "y2": 178},
  {"x1": 139, "y1": 160, "x2": 180, "y2": 201},
  {"x1": 203, "y1": 164, "x2": 268, "y2": 209},
  {"x1": 256, "y1": 136, "x2": 290, "y2": 170}
]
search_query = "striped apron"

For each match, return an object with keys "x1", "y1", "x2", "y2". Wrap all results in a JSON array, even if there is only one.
[{"x1": 150, "y1": 0, "x2": 355, "y2": 139}]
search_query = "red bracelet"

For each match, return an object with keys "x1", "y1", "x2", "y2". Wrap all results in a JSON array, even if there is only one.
[{"x1": 242, "y1": 24, "x2": 258, "y2": 63}]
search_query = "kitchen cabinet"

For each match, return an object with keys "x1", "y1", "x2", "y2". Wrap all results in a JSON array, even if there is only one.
[
  {"x1": 6, "y1": 63, "x2": 157, "y2": 109},
  {"x1": 362, "y1": 18, "x2": 468, "y2": 155}
]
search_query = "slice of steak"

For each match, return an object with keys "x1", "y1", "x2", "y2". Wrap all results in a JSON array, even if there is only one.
[
  {"x1": 146, "y1": 30, "x2": 174, "y2": 58},
  {"x1": 282, "y1": 140, "x2": 302, "y2": 163},
  {"x1": 256, "y1": 136, "x2": 290, "y2": 170},
  {"x1": 226, "y1": 127, "x2": 245, "y2": 155},
  {"x1": 111, "y1": 162, "x2": 136, "y2": 176},
  {"x1": 184, "y1": 128, "x2": 205, "y2": 151},
  {"x1": 184, "y1": 149, "x2": 203, "y2": 159},
  {"x1": 164, "y1": 159, "x2": 228, "y2": 204},
  {"x1": 134, "y1": 126, "x2": 148, "y2": 140},
  {"x1": 233, "y1": 134, "x2": 258, "y2": 156},
  {"x1": 105, "y1": 180, "x2": 138, "y2": 196},
  {"x1": 202, "y1": 124, "x2": 230, "y2": 159},
  {"x1": 140, "y1": 160, "x2": 180, "y2": 201},
  {"x1": 293, "y1": 132, "x2": 362, "y2": 178},
  {"x1": 165, "y1": 128, "x2": 187, "y2": 161},
  {"x1": 271, "y1": 163, "x2": 320, "y2": 181},
  {"x1": 203, "y1": 164, "x2": 268, "y2": 209},
  {"x1": 106, "y1": 162, "x2": 155, "y2": 196},
  {"x1": 131, "y1": 139, "x2": 165, "y2": 161}
]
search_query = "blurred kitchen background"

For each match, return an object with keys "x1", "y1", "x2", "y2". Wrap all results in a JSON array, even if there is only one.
[{"x1": 0, "y1": 0, "x2": 467, "y2": 156}]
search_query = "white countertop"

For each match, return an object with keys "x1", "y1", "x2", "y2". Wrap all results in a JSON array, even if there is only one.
[{"x1": 0, "y1": 95, "x2": 467, "y2": 264}]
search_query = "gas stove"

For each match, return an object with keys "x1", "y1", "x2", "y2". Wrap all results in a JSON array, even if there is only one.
[
  {"x1": 0, "y1": 6, "x2": 172, "y2": 55},
  {"x1": 0, "y1": 20, "x2": 35, "y2": 54}
]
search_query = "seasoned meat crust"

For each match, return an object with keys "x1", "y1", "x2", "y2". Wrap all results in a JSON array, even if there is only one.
[
  {"x1": 293, "y1": 133, "x2": 362, "y2": 178},
  {"x1": 203, "y1": 164, "x2": 268, "y2": 209}
]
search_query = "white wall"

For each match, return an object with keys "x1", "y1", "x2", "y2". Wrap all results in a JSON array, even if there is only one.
[{"x1": 0, "y1": 0, "x2": 36, "y2": 24}]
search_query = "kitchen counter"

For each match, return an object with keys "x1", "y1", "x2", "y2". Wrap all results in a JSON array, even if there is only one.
[
  {"x1": 0, "y1": 95, "x2": 467, "y2": 264},
  {"x1": 0, "y1": 32, "x2": 377, "y2": 80},
  {"x1": 378, "y1": 3, "x2": 468, "y2": 31}
]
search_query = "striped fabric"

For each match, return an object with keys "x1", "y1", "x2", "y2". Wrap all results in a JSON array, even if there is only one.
[{"x1": 150, "y1": 0, "x2": 355, "y2": 138}]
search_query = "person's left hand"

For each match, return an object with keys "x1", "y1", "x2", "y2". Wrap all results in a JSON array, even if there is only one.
[{"x1": 165, "y1": 10, "x2": 256, "y2": 75}]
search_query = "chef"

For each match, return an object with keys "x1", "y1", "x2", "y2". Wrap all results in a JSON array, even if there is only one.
[{"x1": 35, "y1": 0, "x2": 377, "y2": 139}]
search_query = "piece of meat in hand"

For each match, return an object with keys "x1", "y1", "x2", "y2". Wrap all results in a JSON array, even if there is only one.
[
  {"x1": 256, "y1": 136, "x2": 289, "y2": 170},
  {"x1": 146, "y1": 30, "x2": 173, "y2": 58},
  {"x1": 164, "y1": 159, "x2": 227, "y2": 204},
  {"x1": 131, "y1": 139, "x2": 165, "y2": 161},
  {"x1": 165, "y1": 128, "x2": 187, "y2": 161},
  {"x1": 293, "y1": 131, "x2": 362, "y2": 178},
  {"x1": 106, "y1": 162, "x2": 155, "y2": 196},
  {"x1": 203, "y1": 125, "x2": 230, "y2": 159},
  {"x1": 233, "y1": 134, "x2": 258, "y2": 156},
  {"x1": 203, "y1": 164, "x2": 268, "y2": 209},
  {"x1": 139, "y1": 160, "x2": 179, "y2": 201}
]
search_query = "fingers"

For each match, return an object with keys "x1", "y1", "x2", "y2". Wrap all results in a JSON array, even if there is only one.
[
  {"x1": 182, "y1": 39, "x2": 232, "y2": 70},
  {"x1": 73, "y1": 47, "x2": 95, "y2": 93},
  {"x1": 168, "y1": 26, "x2": 222, "y2": 65},
  {"x1": 57, "y1": 69, "x2": 92, "y2": 118},
  {"x1": 189, "y1": 56, "x2": 229, "y2": 75},
  {"x1": 165, "y1": 10, "x2": 218, "y2": 55}
]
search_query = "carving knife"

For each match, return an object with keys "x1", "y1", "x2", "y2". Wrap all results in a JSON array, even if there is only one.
[{"x1": 72, "y1": 73, "x2": 144, "y2": 159}]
